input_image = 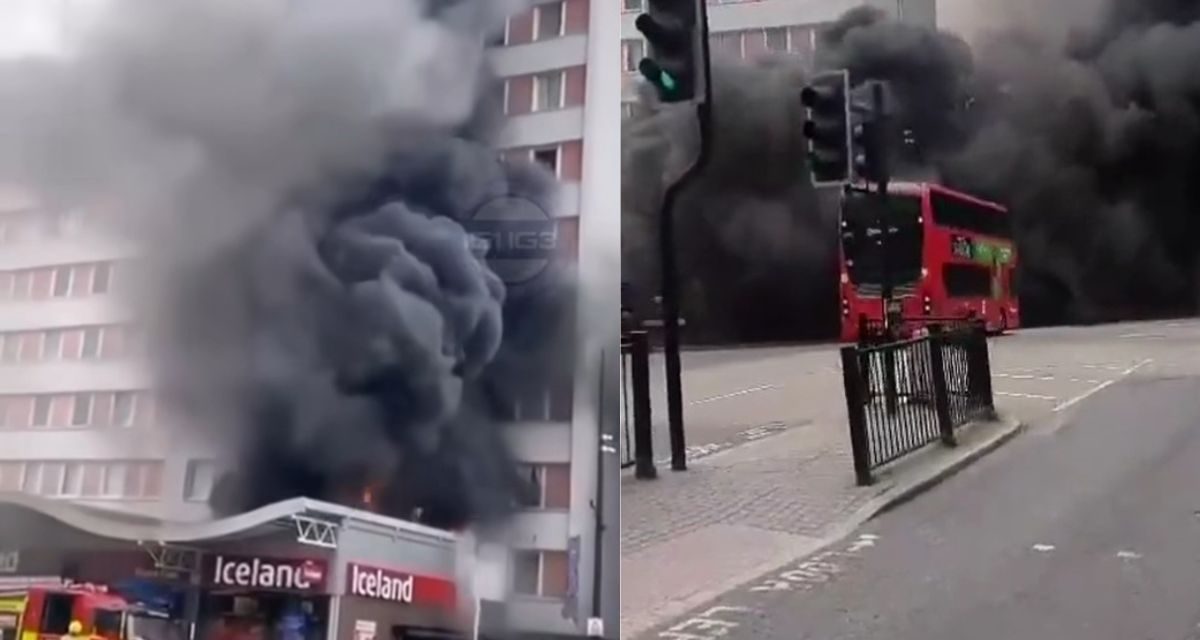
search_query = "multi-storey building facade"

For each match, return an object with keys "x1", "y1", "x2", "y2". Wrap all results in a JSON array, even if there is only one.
[
  {"x1": 0, "y1": 0, "x2": 619, "y2": 636},
  {"x1": 621, "y1": 0, "x2": 938, "y2": 116}
]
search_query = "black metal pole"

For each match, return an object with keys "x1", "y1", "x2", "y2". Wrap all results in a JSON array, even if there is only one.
[
  {"x1": 629, "y1": 331, "x2": 657, "y2": 479},
  {"x1": 660, "y1": 0, "x2": 713, "y2": 473},
  {"x1": 871, "y1": 82, "x2": 899, "y2": 416},
  {"x1": 591, "y1": 350, "x2": 607, "y2": 637}
]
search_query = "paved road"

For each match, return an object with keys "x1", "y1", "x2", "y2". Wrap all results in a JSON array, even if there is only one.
[
  {"x1": 624, "y1": 319, "x2": 1200, "y2": 468},
  {"x1": 638, "y1": 319, "x2": 1200, "y2": 640}
]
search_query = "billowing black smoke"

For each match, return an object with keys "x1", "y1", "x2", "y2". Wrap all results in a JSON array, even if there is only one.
[
  {"x1": 0, "y1": 0, "x2": 574, "y2": 530},
  {"x1": 624, "y1": 1, "x2": 1200, "y2": 341}
]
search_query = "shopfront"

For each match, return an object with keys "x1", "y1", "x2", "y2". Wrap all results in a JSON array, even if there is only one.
[
  {"x1": 198, "y1": 553, "x2": 330, "y2": 640},
  {"x1": 0, "y1": 496, "x2": 465, "y2": 640},
  {"x1": 335, "y1": 563, "x2": 458, "y2": 640}
]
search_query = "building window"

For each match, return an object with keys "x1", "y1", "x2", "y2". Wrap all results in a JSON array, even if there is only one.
[
  {"x1": 113, "y1": 392, "x2": 136, "y2": 427},
  {"x1": 531, "y1": 146, "x2": 561, "y2": 177},
  {"x1": 80, "y1": 463, "x2": 103, "y2": 497},
  {"x1": 81, "y1": 327, "x2": 102, "y2": 359},
  {"x1": 51, "y1": 266, "x2": 73, "y2": 297},
  {"x1": 71, "y1": 394, "x2": 93, "y2": 426},
  {"x1": 42, "y1": 329, "x2": 63, "y2": 359},
  {"x1": 532, "y1": 71, "x2": 565, "y2": 112},
  {"x1": 0, "y1": 335, "x2": 18, "y2": 363},
  {"x1": 39, "y1": 462, "x2": 65, "y2": 496},
  {"x1": 511, "y1": 551, "x2": 568, "y2": 598},
  {"x1": 765, "y1": 27, "x2": 788, "y2": 52},
  {"x1": 515, "y1": 465, "x2": 545, "y2": 508},
  {"x1": 710, "y1": 31, "x2": 742, "y2": 58},
  {"x1": 534, "y1": 1, "x2": 564, "y2": 40},
  {"x1": 0, "y1": 462, "x2": 21, "y2": 492},
  {"x1": 92, "y1": 262, "x2": 111, "y2": 294},
  {"x1": 61, "y1": 463, "x2": 84, "y2": 497},
  {"x1": 511, "y1": 551, "x2": 542, "y2": 596},
  {"x1": 101, "y1": 462, "x2": 126, "y2": 498},
  {"x1": 623, "y1": 0, "x2": 643, "y2": 11},
  {"x1": 32, "y1": 396, "x2": 51, "y2": 427},
  {"x1": 12, "y1": 270, "x2": 32, "y2": 299},
  {"x1": 622, "y1": 39, "x2": 644, "y2": 74},
  {"x1": 184, "y1": 460, "x2": 216, "y2": 502}
]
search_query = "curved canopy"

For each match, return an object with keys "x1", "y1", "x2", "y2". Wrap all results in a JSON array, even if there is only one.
[{"x1": 0, "y1": 493, "x2": 455, "y2": 546}]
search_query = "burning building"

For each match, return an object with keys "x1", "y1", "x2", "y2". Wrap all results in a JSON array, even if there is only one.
[{"x1": 0, "y1": 0, "x2": 619, "y2": 636}]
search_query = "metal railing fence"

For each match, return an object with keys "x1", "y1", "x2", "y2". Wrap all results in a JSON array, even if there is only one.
[{"x1": 841, "y1": 324, "x2": 995, "y2": 485}]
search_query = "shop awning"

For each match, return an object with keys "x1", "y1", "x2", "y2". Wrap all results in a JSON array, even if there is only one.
[{"x1": 0, "y1": 493, "x2": 455, "y2": 550}]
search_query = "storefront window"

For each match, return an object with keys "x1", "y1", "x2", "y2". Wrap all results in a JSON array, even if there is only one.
[{"x1": 201, "y1": 594, "x2": 327, "y2": 640}]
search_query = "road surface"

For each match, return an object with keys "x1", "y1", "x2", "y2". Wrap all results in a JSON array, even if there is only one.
[
  {"x1": 639, "y1": 318, "x2": 1200, "y2": 639},
  {"x1": 625, "y1": 319, "x2": 1197, "y2": 467}
]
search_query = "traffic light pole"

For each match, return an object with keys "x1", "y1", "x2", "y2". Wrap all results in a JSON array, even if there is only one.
[
  {"x1": 870, "y1": 82, "x2": 900, "y2": 416},
  {"x1": 871, "y1": 82, "x2": 894, "y2": 337},
  {"x1": 659, "y1": 1, "x2": 712, "y2": 473}
]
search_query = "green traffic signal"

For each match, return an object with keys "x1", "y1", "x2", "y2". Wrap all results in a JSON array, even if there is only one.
[{"x1": 659, "y1": 70, "x2": 678, "y2": 93}]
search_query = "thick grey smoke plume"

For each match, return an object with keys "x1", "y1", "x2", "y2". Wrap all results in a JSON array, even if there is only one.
[
  {"x1": 0, "y1": 0, "x2": 575, "y2": 529},
  {"x1": 624, "y1": 1, "x2": 1200, "y2": 340}
]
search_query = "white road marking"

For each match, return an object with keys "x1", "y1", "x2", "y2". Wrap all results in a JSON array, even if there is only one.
[
  {"x1": 1067, "y1": 378, "x2": 1103, "y2": 384},
  {"x1": 689, "y1": 384, "x2": 778, "y2": 406},
  {"x1": 1117, "y1": 550, "x2": 1143, "y2": 560},
  {"x1": 997, "y1": 391, "x2": 1058, "y2": 401},
  {"x1": 1081, "y1": 364, "x2": 1128, "y2": 372},
  {"x1": 749, "y1": 535, "x2": 879, "y2": 593},
  {"x1": 1054, "y1": 359, "x2": 1153, "y2": 413},
  {"x1": 1032, "y1": 544, "x2": 1055, "y2": 552},
  {"x1": 658, "y1": 606, "x2": 752, "y2": 639}
]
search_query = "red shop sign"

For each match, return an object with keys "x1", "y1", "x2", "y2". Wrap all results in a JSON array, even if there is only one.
[
  {"x1": 345, "y1": 563, "x2": 456, "y2": 610},
  {"x1": 206, "y1": 554, "x2": 327, "y2": 592}
]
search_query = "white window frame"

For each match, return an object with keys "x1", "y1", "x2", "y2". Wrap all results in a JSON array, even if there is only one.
[
  {"x1": 763, "y1": 26, "x2": 788, "y2": 53},
  {"x1": 623, "y1": 39, "x2": 646, "y2": 74},
  {"x1": 0, "y1": 461, "x2": 23, "y2": 492},
  {"x1": 39, "y1": 462, "x2": 65, "y2": 497},
  {"x1": 529, "y1": 146, "x2": 563, "y2": 179},
  {"x1": 91, "y1": 262, "x2": 112, "y2": 294},
  {"x1": 514, "y1": 388, "x2": 552, "y2": 422},
  {"x1": 81, "y1": 327, "x2": 104, "y2": 360},
  {"x1": 101, "y1": 462, "x2": 125, "y2": 498},
  {"x1": 61, "y1": 462, "x2": 84, "y2": 497},
  {"x1": 12, "y1": 270, "x2": 32, "y2": 299},
  {"x1": 42, "y1": 329, "x2": 63, "y2": 360},
  {"x1": 71, "y1": 393, "x2": 93, "y2": 427},
  {"x1": 31, "y1": 395, "x2": 52, "y2": 427},
  {"x1": 516, "y1": 464, "x2": 547, "y2": 509},
  {"x1": 531, "y1": 70, "x2": 567, "y2": 112},
  {"x1": 184, "y1": 460, "x2": 216, "y2": 502},
  {"x1": 532, "y1": 1, "x2": 566, "y2": 42},
  {"x1": 113, "y1": 391, "x2": 137, "y2": 428},
  {"x1": 512, "y1": 550, "x2": 545, "y2": 597},
  {"x1": 21, "y1": 461, "x2": 41, "y2": 493},
  {"x1": 51, "y1": 265, "x2": 74, "y2": 298}
]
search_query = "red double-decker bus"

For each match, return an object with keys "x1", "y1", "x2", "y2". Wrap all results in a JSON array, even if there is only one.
[{"x1": 838, "y1": 182, "x2": 1019, "y2": 343}]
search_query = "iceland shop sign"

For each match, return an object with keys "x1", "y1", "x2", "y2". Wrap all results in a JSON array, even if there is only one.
[
  {"x1": 346, "y1": 563, "x2": 457, "y2": 610},
  {"x1": 205, "y1": 554, "x2": 327, "y2": 592}
]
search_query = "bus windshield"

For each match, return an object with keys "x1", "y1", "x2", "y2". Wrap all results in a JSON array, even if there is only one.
[{"x1": 841, "y1": 190, "x2": 924, "y2": 292}]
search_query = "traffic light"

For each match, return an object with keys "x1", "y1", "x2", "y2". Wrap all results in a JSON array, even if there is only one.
[
  {"x1": 849, "y1": 80, "x2": 889, "y2": 184},
  {"x1": 801, "y1": 70, "x2": 851, "y2": 186},
  {"x1": 635, "y1": 0, "x2": 707, "y2": 104}
]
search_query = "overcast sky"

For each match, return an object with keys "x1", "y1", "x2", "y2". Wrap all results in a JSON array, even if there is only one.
[{"x1": 0, "y1": 0, "x2": 108, "y2": 58}]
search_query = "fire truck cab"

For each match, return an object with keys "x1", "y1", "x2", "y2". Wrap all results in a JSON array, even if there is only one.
[{"x1": 0, "y1": 585, "x2": 133, "y2": 640}]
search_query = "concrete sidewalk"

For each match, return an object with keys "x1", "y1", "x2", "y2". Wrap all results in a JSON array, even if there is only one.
[{"x1": 620, "y1": 411, "x2": 1023, "y2": 639}]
